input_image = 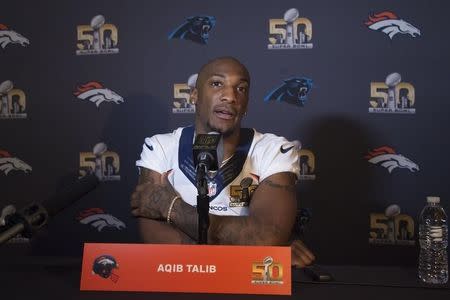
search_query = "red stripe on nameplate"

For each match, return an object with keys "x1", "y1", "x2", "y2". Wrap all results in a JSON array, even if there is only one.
[{"x1": 80, "y1": 243, "x2": 291, "y2": 295}]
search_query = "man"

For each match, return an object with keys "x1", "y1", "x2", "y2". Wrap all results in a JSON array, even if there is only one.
[{"x1": 131, "y1": 57, "x2": 314, "y2": 267}]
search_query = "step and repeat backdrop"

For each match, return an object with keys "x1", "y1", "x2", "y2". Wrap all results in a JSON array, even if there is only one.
[{"x1": 1, "y1": 0, "x2": 449, "y2": 265}]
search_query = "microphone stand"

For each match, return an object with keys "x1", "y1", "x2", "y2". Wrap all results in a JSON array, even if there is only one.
[{"x1": 196, "y1": 164, "x2": 209, "y2": 244}]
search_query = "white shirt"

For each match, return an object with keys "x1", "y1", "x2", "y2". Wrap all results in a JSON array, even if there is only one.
[{"x1": 136, "y1": 126, "x2": 300, "y2": 216}]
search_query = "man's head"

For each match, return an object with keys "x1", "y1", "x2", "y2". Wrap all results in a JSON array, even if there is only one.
[{"x1": 191, "y1": 57, "x2": 250, "y2": 137}]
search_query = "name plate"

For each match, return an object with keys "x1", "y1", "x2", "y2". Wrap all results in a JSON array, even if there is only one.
[{"x1": 80, "y1": 243, "x2": 291, "y2": 295}]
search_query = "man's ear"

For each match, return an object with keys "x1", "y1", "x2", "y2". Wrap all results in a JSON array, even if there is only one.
[{"x1": 190, "y1": 88, "x2": 198, "y2": 105}]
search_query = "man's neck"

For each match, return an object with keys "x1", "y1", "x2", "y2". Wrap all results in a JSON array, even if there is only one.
[{"x1": 221, "y1": 129, "x2": 240, "y2": 161}]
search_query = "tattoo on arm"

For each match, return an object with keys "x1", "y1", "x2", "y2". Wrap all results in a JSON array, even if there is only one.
[
  {"x1": 171, "y1": 198, "x2": 199, "y2": 241},
  {"x1": 262, "y1": 179, "x2": 296, "y2": 193}
]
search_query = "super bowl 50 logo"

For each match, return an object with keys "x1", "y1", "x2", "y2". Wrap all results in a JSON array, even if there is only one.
[
  {"x1": 369, "y1": 73, "x2": 415, "y2": 114},
  {"x1": 79, "y1": 143, "x2": 120, "y2": 181},
  {"x1": 299, "y1": 149, "x2": 316, "y2": 180},
  {"x1": 369, "y1": 204, "x2": 415, "y2": 246},
  {"x1": 76, "y1": 15, "x2": 119, "y2": 55},
  {"x1": 268, "y1": 8, "x2": 313, "y2": 50},
  {"x1": 252, "y1": 256, "x2": 283, "y2": 285},
  {"x1": 229, "y1": 176, "x2": 259, "y2": 207},
  {"x1": 0, "y1": 80, "x2": 27, "y2": 119},
  {"x1": 173, "y1": 74, "x2": 197, "y2": 113}
]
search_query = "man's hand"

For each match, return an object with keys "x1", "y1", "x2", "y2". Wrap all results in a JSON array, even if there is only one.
[
  {"x1": 130, "y1": 170, "x2": 178, "y2": 220},
  {"x1": 291, "y1": 240, "x2": 315, "y2": 268}
]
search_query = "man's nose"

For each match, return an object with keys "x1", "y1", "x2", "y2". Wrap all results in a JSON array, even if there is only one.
[{"x1": 220, "y1": 86, "x2": 237, "y2": 103}]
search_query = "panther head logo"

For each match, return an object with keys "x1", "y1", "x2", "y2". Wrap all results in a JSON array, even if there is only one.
[
  {"x1": 0, "y1": 150, "x2": 32, "y2": 175},
  {"x1": 365, "y1": 11, "x2": 421, "y2": 40},
  {"x1": 0, "y1": 24, "x2": 30, "y2": 49},
  {"x1": 73, "y1": 81, "x2": 124, "y2": 107},
  {"x1": 168, "y1": 15, "x2": 216, "y2": 44},
  {"x1": 77, "y1": 208, "x2": 126, "y2": 232},
  {"x1": 264, "y1": 77, "x2": 314, "y2": 106},
  {"x1": 365, "y1": 146, "x2": 419, "y2": 173}
]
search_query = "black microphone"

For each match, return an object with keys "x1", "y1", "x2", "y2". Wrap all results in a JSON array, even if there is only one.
[
  {"x1": 0, "y1": 173, "x2": 99, "y2": 245},
  {"x1": 192, "y1": 132, "x2": 222, "y2": 172}
]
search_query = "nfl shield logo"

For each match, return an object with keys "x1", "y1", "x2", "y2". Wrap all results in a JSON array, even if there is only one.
[{"x1": 208, "y1": 181, "x2": 217, "y2": 196}]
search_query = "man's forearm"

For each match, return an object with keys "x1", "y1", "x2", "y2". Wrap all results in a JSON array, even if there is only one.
[
  {"x1": 170, "y1": 199, "x2": 292, "y2": 245},
  {"x1": 138, "y1": 218, "x2": 195, "y2": 244}
]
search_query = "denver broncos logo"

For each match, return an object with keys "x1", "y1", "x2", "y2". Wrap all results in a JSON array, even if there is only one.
[
  {"x1": 92, "y1": 255, "x2": 119, "y2": 282},
  {"x1": 264, "y1": 77, "x2": 314, "y2": 106},
  {"x1": 77, "y1": 208, "x2": 126, "y2": 232},
  {"x1": 0, "y1": 24, "x2": 29, "y2": 49},
  {"x1": 365, "y1": 146, "x2": 419, "y2": 173},
  {"x1": 0, "y1": 150, "x2": 32, "y2": 175},
  {"x1": 73, "y1": 81, "x2": 124, "y2": 107},
  {"x1": 168, "y1": 15, "x2": 216, "y2": 44},
  {"x1": 365, "y1": 11, "x2": 420, "y2": 40}
]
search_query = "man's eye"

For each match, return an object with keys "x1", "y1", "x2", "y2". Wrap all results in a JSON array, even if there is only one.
[
  {"x1": 237, "y1": 86, "x2": 247, "y2": 93},
  {"x1": 211, "y1": 81, "x2": 222, "y2": 87}
]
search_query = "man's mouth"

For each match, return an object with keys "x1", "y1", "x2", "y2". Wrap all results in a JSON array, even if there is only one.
[{"x1": 214, "y1": 107, "x2": 235, "y2": 120}]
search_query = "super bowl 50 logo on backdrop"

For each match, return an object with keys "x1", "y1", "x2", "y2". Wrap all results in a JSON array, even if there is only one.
[
  {"x1": 0, "y1": 80, "x2": 27, "y2": 119},
  {"x1": 268, "y1": 8, "x2": 313, "y2": 50},
  {"x1": 173, "y1": 74, "x2": 197, "y2": 113},
  {"x1": 299, "y1": 149, "x2": 316, "y2": 180},
  {"x1": 369, "y1": 73, "x2": 415, "y2": 114},
  {"x1": 0, "y1": 24, "x2": 29, "y2": 49},
  {"x1": 79, "y1": 143, "x2": 120, "y2": 181},
  {"x1": 76, "y1": 15, "x2": 119, "y2": 55},
  {"x1": 369, "y1": 204, "x2": 415, "y2": 246}
]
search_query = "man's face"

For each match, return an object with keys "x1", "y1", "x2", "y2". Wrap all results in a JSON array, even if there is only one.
[{"x1": 192, "y1": 60, "x2": 250, "y2": 137}]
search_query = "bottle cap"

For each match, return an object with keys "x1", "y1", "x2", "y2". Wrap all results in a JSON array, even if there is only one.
[{"x1": 426, "y1": 196, "x2": 440, "y2": 204}]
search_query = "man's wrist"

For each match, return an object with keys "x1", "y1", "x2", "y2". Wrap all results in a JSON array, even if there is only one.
[{"x1": 166, "y1": 195, "x2": 181, "y2": 223}]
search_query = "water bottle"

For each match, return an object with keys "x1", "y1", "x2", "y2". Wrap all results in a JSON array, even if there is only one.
[{"x1": 418, "y1": 196, "x2": 448, "y2": 284}]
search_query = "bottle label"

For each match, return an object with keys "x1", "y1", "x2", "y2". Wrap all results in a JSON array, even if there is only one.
[{"x1": 430, "y1": 226, "x2": 443, "y2": 241}]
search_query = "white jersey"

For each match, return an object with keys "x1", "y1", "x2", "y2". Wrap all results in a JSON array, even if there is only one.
[{"x1": 136, "y1": 126, "x2": 300, "y2": 216}]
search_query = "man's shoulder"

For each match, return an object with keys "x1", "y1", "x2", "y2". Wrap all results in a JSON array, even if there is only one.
[
  {"x1": 252, "y1": 129, "x2": 296, "y2": 149},
  {"x1": 143, "y1": 127, "x2": 188, "y2": 153},
  {"x1": 147, "y1": 127, "x2": 185, "y2": 143}
]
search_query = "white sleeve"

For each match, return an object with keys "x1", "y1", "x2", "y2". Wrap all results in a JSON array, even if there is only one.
[
  {"x1": 258, "y1": 135, "x2": 301, "y2": 182},
  {"x1": 135, "y1": 135, "x2": 168, "y2": 174}
]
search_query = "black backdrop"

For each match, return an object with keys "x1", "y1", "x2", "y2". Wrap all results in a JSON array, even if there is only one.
[{"x1": 1, "y1": 0, "x2": 449, "y2": 266}]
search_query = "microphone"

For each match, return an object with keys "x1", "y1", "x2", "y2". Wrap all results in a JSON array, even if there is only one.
[
  {"x1": 0, "y1": 173, "x2": 99, "y2": 245},
  {"x1": 192, "y1": 132, "x2": 222, "y2": 172}
]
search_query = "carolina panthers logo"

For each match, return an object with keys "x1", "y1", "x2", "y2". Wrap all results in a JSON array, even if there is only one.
[
  {"x1": 92, "y1": 254, "x2": 119, "y2": 282},
  {"x1": 365, "y1": 146, "x2": 419, "y2": 173},
  {"x1": 365, "y1": 11, "x2": 421, "y2": 40},
  {"x1": 168, "y1": 15, "x2": 216, "y2": 44},
  {"x1": 264, "y1": 77, "x2": 314, "y2": 106},
  {"x1": 77, "y1": 208, "x2": 126, "y2": 232},
  {"x1": 0, "y1": 24, "x2": 29, "y2": 49},
  {"x1": 0, "y1": 150, "x2": 32, "y2": 175},
  {"x1": 73, "y1": 81, "x2": 124, "y2": 107}
]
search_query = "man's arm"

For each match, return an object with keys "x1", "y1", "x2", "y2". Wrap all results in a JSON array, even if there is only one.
[
  {"x1": 169, "y1": 172, "x2": 297, "y2": 245},
  {"x1": 130, "y1": 168, "x2": 195, "y2": 244}
]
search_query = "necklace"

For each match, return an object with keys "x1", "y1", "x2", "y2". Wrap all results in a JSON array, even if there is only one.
[{"x1": 220, "y1": 154, "x2": 234, "y2": 168}]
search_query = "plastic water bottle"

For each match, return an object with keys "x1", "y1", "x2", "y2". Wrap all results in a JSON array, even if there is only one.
[{"x1": 418, "y1": 196, "x2": 448, "y2": 284}]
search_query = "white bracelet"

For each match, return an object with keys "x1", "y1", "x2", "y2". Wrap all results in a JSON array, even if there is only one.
[{"x1": 167, "y1": 195, "x2": 181, "y2": 224}]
